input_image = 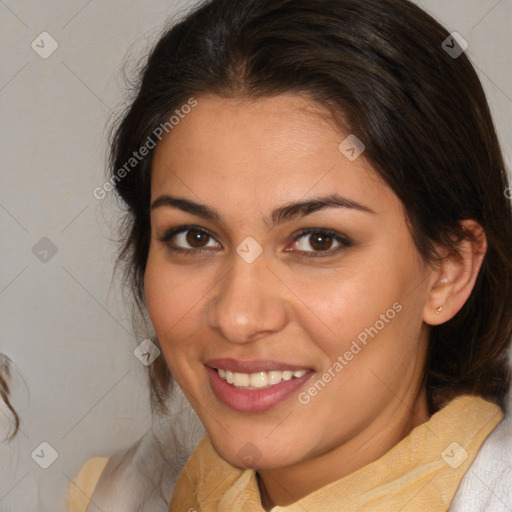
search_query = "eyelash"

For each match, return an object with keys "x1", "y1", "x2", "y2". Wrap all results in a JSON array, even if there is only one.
[{"x1": 157, "y1": 224, "x2": 352, "y2": 259}]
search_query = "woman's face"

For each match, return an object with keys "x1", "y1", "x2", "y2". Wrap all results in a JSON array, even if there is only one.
[{"x1": 145, "y1": 93, "x2": 433, "y2": 471}]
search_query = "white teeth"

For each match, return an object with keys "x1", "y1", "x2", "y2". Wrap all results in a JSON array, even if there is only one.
[
  {"x1": 216, "y1": 368, "x2": 309, "y2": 389},
  {"x1": 268, "y1": 371, "x2": 282, "y2": 385},
  {"x1": 233, "y1": 372, "x2": 249, "y2": 387},
  {"x1": 249, "y1": 372, "x2": 268, "y2": 388}
]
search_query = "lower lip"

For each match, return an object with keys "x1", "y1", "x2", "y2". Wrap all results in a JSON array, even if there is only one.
[{"x1": 206, "y1": 366, "x2": 314, "y2": 412}]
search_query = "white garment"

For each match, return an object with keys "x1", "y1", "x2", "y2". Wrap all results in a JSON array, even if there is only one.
[
  {"x1": 449, "y1": 409, "x2": 512, "y2": 511},
  {"x1": 84, "y1": 386, "x2": 205, "y2": 512}
]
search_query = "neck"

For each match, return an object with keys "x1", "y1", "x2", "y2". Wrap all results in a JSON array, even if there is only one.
[{"x1": 257, "y1": 386, "x2": 430, "y2": 510}]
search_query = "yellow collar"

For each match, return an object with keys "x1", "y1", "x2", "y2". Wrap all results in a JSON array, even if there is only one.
[{"x1": 169, "y1": 394, "x2": 503, "y2": 511}]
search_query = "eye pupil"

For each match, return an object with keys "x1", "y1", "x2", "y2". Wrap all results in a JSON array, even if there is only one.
[
  {"x1": 310, "y1": 233, "x2": 332, "y2": 251},
  {"x1": 186, "y1": 230, "x2": 208, "y2": 247}
]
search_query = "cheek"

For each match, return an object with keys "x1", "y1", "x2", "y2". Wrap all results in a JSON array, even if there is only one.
[
  {"x1": 294, "y1": 243, "x2": 426, "y2": 366},
  {"x1": 143, "y1": 255, "x2": 200, "y2": 382},
  {"x1": 144, "y1": 250, "x2": 197, "y2": 338},
  {"x1": 143, "y1": 249, "x2": 220, "y2": 377},
  {"x1": 288, "y1": 264, "x2": 406, "y2": 350},
  {"x1": 144, "y1": 253, "x2": 170, "y2": 333}
]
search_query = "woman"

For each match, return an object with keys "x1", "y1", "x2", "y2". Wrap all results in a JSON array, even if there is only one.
[{"x1": 67, "y1": 0, "x2": 512, "y2": 510}]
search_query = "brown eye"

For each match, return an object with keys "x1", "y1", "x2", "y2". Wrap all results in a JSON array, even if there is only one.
[
  {"x1": 158, "y1": 226, "x2": 222, "y2": 253},
  {"x1": 186, "y1": 229, "x2": 210, "y2": 248},
  {"x1": 289, "y1": 228, "x2": 352, "y2": 258},
  {"x1": 308, "y1": 233, "x2": 334, "y2": 251},
  {"x1": 294, "y1": 231, "x2": 340, "y2": 253}
]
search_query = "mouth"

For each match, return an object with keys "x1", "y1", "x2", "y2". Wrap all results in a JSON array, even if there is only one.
[
  {"x1": 205, "y1": 357, "x2": 313, "y2": 389},
  {"x1": 204, "y1": 358, "x2": 314, "y2": 412},
  {"x1": 215, "y1": 368, "x2": 309, "y2": 390}
]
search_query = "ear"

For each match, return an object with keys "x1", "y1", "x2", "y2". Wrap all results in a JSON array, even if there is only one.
[{"x1": 423, "y1": 219, "x2": 487, "y2": 326}]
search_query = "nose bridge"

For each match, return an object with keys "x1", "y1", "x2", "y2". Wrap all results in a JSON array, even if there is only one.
[{"x1": 206, "y1": 252, "x2": 287, "y2": 344}]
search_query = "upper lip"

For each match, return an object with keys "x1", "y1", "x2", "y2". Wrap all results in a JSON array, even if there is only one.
[{"x1": 205, "y1": 358, "x2": 312, "y2": 373}]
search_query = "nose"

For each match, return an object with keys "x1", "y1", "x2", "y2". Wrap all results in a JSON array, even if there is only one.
[{"x1": 206, "y1": 253, "x2": 289, "y2": 344}]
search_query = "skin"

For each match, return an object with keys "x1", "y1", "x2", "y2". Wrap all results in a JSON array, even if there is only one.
[{"x1": 144, "y1": 93, "x2": 486, "y2": 509}]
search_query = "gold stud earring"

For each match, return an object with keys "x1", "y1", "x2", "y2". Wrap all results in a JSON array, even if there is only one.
[{"x1": 436, "y1": 305, "x2": 444, "y2": 313}]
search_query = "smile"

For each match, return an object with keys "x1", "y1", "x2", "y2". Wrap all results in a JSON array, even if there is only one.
[
  {"x1": 216, "y1": 368, "x2": 309, "y2": 389},
  {"x1": 205, "y1": 360, "x2": 314, "y2": 412}
]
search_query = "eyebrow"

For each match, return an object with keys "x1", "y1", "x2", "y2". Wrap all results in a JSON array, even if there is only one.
[{"x1": 150, "y1": 193, "x2": 376, "y2": 229}]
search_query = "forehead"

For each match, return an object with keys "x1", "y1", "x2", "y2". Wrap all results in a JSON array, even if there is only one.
[{"x1": 150, "y1": 93, "x2": 396, "y2": 218}]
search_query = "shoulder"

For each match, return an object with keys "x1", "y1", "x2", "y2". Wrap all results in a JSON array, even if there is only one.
[
  {"x1": 450, "y1": 411, "x2": 512, "y2": 511},
  {"x1": 66, "y1": 456, "x2": 110, "y2": 512},
  {"x1": 76, "y1": 427, "x2": 204, "y2": 512},
  {"x1": 65, "y1": 390, "x2": 205, "y2": 512}
]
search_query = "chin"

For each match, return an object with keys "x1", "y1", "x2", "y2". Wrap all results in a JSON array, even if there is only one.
[{"x1": 212, "y1": 435, "x2": 306, "y2": 471}]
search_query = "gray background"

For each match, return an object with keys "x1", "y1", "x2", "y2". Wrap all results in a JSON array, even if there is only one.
[{"x1": 1, "y1": 1, "x2": 511, "y2": 511}]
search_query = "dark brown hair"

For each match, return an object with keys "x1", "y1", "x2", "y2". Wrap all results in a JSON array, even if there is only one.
[
  {"x1": 110, "y1": 0, "x2": 512, "y2": 417},
  {"x1": 0, "y1": 354, "x2": 20, "y2": 440}
]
